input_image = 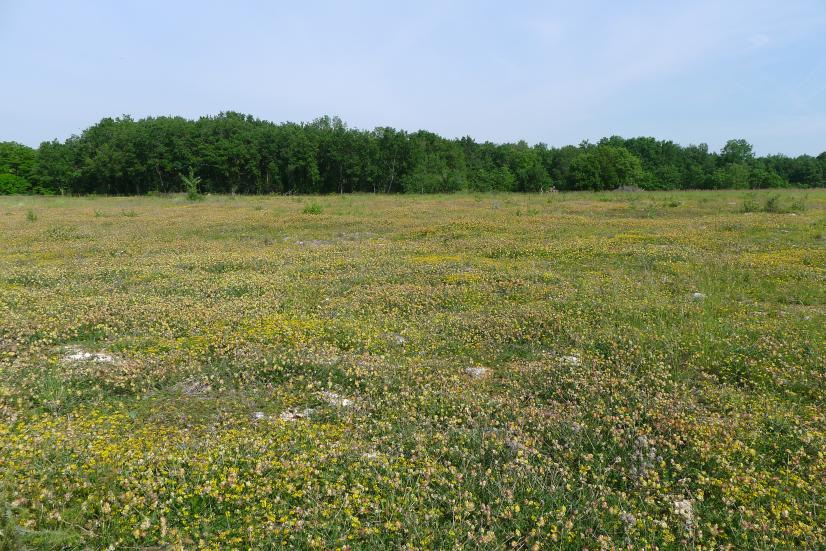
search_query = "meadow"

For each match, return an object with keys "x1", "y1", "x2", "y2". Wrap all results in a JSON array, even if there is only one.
[{"x1": 0, "y1": 189, "x2": 824, "y2": 550}]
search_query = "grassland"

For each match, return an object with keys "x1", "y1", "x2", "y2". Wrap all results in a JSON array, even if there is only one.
[{"x1": 0, "y1": 190, "x2": 824, "y2": 550}]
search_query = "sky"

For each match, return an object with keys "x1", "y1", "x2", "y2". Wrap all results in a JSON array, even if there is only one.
[{"x1": 2, "y1": 0, "x2": 826, "y2": 156}]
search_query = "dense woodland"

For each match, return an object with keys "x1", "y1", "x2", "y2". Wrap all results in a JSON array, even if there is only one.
[{"x1": 2, "y1": 112, "x2": 825, "y2": 195}]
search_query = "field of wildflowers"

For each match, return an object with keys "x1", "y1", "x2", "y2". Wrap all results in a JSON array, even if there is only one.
[{"x1": 0, "y1": 190, "x2": 824, "y2": 549}]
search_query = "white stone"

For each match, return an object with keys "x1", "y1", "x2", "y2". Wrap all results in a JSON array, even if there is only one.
[
  {"x1": 673, "y1": 499, "x2": 695, "y2": 531},
  {"x1": 64, "y1": 349, "x2": 115, "y2": 363},
  {"x1": 560, "y1": 355, "x2": 581, "y2": 366},
  {"x1": 465, "y1": 366, "x2": 489, "y2": 378},
  {"x1": 321, "y1": 391, "x2": 353, "y2": 407},
  {"x1": 279, "y1": 408, "x2": 315, "y2": 421}
]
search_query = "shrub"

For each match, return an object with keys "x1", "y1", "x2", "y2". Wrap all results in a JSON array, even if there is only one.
[
  {"x1": 302, "y1": 202, "x2": 322, "y2": 215},
  {"x1": 763, "y1": 194, "x2": 783, "y2": 213},
  {"x1": 789, "y1": 196, "x2": 807, "y2": 212},
  {"x1": 181, "y1": 169, "x2": 203, "y2": 201},
  {"x1": 741, "y1": 195, "x2": 760, "y2": 213},
  {"x1": 741, "y1": 194, "x2": 801, "y2": 214}
]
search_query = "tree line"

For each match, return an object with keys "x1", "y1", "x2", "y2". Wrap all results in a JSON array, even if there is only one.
[{"x1": 1, "y1": 112, "x2": 825, "y2": 195}]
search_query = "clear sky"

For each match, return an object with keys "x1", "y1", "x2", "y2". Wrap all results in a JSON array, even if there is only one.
[{"x1": 2, "y1": 1, "x2": 825, "y2": 155}]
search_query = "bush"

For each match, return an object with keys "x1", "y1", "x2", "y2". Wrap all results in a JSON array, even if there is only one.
[
  {"x1": 741, "y1": 195, "x2": 760, "y2": 213},
  {"x1": 789, "y1": 196, "x2": 807, "y2": 212},
  {"x1": 181, "y1": 170, "x2": 203, "y2": 201},
  {"x1": 763, "y1": 194, "x2": 783, "y2": 213},
  {"x1": 741, "y1": 193, "x2": 800, "y2": 214},
  {"x1": 302, "y1": 202, "x2": 322, "y2": 215}
]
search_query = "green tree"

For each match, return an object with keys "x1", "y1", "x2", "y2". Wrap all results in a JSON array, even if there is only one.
[
  {"x1": 8, "y1": 113, "x2": 823, "y2": 196},
  {"x1": 0, "y1": 173, "x2": 31, "y2": 194},
  {"x1": 721, "y1": 139, "x2": 754, "y2": 165},
  {"x1": 30, "y1": 139, "x2": 78, "y2": 194},
  {"x1": 788, "y1": 155, "x2": 822, "y2": 187},
  {"x1": 749, "y1": 167, "x2": 787, "y2": 189},
  {"x1": 711, "y1": 163, "x2": 750, "y2": 189},
  {"x1": 0, "y1": 142, "x2": 36, "y2": 179},
  {"x1": 570, "y1": 146, "x2": 643, "y2": 190}
]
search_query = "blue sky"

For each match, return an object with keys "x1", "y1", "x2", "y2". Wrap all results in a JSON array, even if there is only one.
[{"x1": 2, "y1": 0, "x2": 825, "y2": 155}]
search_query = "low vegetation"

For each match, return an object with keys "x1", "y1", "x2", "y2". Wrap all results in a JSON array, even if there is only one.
[{"x1": 0, "y1": 190, "x2": 824, "y2": 549}]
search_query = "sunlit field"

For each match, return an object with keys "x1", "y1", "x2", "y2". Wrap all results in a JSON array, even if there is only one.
[{"x1": 1, "y1": 190, "x2": 824, "y2": 550}]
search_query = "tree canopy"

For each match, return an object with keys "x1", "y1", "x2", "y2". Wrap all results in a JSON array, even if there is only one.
[{"x1": 2, "y1": 113, "x2": 824, "y2": 195}]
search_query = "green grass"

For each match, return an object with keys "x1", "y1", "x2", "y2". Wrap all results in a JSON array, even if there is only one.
[{"x1": 0, "y1": 189, "x2": 824, "y2": 549}]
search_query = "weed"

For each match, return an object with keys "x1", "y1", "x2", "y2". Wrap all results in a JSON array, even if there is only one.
[
  {"x1": 763, "y1": 194, "x2": 783, "y2": 213},
  {"x1": 302, "y1": 202, "x2": 323, "y2": 214},
  {"x1": 0, "y1": 496, "x2": 22, "y2": 551},
  {"x1": 741, "y1": 195, "x2": 760, "y2": 213},
  {"x1": 742, "y1": 193, "x2": 800, "y2": 214},
  {"x1": 790, "y1": 196, "x2": 807, "y2": 212}
]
